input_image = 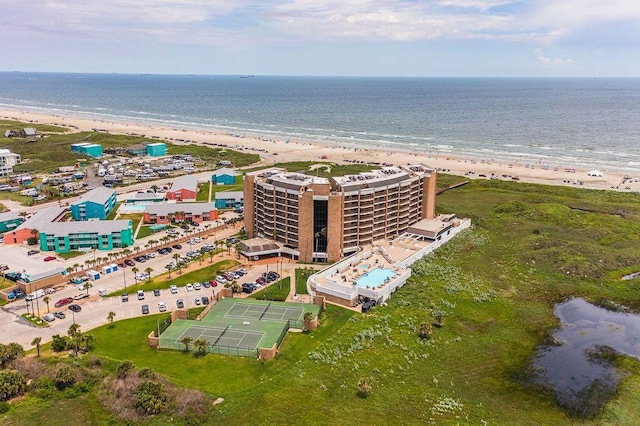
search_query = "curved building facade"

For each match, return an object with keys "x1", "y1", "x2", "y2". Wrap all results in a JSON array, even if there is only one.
[{"x1": 244, "y1": 165, "x2": 437, "y2": 262}]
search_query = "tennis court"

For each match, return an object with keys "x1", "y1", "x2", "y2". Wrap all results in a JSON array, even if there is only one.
[
  {"x1": 226, "y1": 302, "x2": 304, "y2": 323},
  {"x1": 174, "y1": 325, "x2": 264, "y2": 352},
  {"x1": 159, "y1": 298, "x2": 321, "y2": 357}
]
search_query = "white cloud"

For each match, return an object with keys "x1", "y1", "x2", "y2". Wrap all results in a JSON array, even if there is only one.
[
  {"x1": 1, "y1": 0, "x2": 639, "y2": 47},
  {"x1": 533, "y1": 48, "x2": 574, "y2": 68}
]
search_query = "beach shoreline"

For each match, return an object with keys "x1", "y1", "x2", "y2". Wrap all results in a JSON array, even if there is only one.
[{"x1": 1, "y1": 107, "x2": 638, "y2": 193}]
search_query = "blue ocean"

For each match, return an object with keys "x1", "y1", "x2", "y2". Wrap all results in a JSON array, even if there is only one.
[{"x1": 1, "y1": 72, "x2": 639, "y2": 172}]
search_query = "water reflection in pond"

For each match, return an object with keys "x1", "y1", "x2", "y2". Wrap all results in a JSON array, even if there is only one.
[{"x1": 531, "y1": 298, "x2": 640, "y2": 418}]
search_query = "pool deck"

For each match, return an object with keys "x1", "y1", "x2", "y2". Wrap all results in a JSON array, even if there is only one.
[{"x1": 308, "y1": 217, "x2": 472, "y2": 307}]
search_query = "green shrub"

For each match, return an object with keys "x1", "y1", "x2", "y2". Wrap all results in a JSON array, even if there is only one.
[
  {"x1": 54, "y1": 364, "x2": 76, "y2": 389},
  {"x1": 0, "y1": 370, "x2": 27, "y2": 401},
  {"x1": 0, "y1": 400, "x2": 9, "y2": 414},
  {"x1": 135, "y1": 381, "x2": 167, "y2": 415},
  {"x1": 51, "y1": 335, "x2": 69, "y2": 352},
  {"x1": 116, "y1": 360, "x2": 135, "y2": 379}
]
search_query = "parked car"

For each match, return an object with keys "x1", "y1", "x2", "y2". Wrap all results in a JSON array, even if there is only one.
[
  {"x1": 194, "y1": 297, "x2": 201, "y2": 305},
  {"x1": 256, "y1": 277, "x2": 266, "y2": 285},
  {"x1": 203, "y1": 281, "x2": 211, "y2": 288},
  {"x1": 141, "y1": 304, "x2": 149, "y2": 314},
  {"x1": 68, "y1": 304, "x2": 82, "y2": 312},
  {"x1": 124, "y1": 259, "x2": 136, "y2": 267},
  {"x1": 74, "y1": 293, "x2": 89, "y2": 300},
  {"x1": 216, "y1": 276, "x2": 228, "y2": 284},
  {"x1": 44, "y1": 256, "x2": 57, "y2": 262},
  {"x1": 172, "y1": 244, "x2": 182, "y2": 250},
  {"x1": 201, "y1": 296, "x2": 210, "y2": 305},
  {"x1": 43, "y1": 313, "x2": 56, "y2": 322},
  {"x1": 193, "y1": 282, "x2": 202, "y2": 290},
  {"x1": 158, "y1": 302, "x2": 167, "y2": 312},
  {"x1": 237, "y1": 268, "x2": 248, "y2": 275},
  {"x1": 176, "y1": 299, "x2": 184, "y2": 309},
  {"x1": 170, "y1": 285, "x2": 178, "y2": 294},
  {"x1": 27, "y1": 249, "x2": 40, "y2": 256},
  {"x1": 137, "y1": 290, "x2": 145, "y2": 300},
  {"x1": 54, "y1": 297, "x2": 73, "y2": 308},
  {"x1": 186, "y1": 283, "x2": 194, "y2": 292},
  {"x1": 53, "y1": 311, "x2": 66, "y2": 319},
  {"x1": 122, "y1": 292, "x2": 129, "y2": 302},
  {"x1": 153, "y1": 289, "x2": 160, "y2": 297}
]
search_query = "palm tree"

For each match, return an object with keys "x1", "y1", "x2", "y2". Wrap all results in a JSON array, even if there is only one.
[
  {"x1": 83, "y1": 334, "x2": 94, "y2": 351},
  {"x1": 31, "y1": 337, "x2": 42, "y2": 357},
  {"x1": 225, "y1": 241, "x2": 232, "y2": 255},
  {"x1": 194, "y1": 339, "x2": 209, "y2": 355},
  {"x1": 72, "y1": 263, "x2": 80, "y2": 272},
  {"x1": 144, "y1": 267, "x2": 153, "y2": 282},
  {"x1": 83, "y1": 281, "x2": 91, "y2": 295},
  {"x1": 165, "y1": 264, "x2": 173, "y2": 278},
  {"x1": 131, "y1": 267, "x2": 139, "y2": 283},
  {"x1": 107, "y1": 311, "x2": 116, "y2": 323},
  {"x1": 180, "y1": 336, "x2": 193, "y2": 352},
  {"x1": 173, "y1": 253, "x2": 182, "y2": 274},
  {"x1": 68, "y1": 323, "x2": 82, "y2": 356},
  {"x1": 43, "y1": 296, "x2": 50, "y2": 313}
]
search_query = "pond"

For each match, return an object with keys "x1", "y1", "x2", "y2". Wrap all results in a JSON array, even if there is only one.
[{"x1": 529, "y1": 298, "x2": 640, "y2": 418}]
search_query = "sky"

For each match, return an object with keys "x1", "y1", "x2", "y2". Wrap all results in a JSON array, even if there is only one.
[{"x1": 2, "y1": 0, "x2": 640, "y2": 76}]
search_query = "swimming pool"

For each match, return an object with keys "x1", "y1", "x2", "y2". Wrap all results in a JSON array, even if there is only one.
[
  {"x1": 356, "y1": 268, "x2": 396, "y2": 288},
  {"x1": 119, "y1": 204, "x2": 149, "y2": 213}
]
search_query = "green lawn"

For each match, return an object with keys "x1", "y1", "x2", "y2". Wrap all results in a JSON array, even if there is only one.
[
  {"x1": 196, "y1": 181, "x2": 210, "y2": 202},
  {"x1": 105, "y1": 203, "x2": 121, "y2": 220},
  {"x1": 250, "y1": 277, "x2": 291, "y2": 301},
  {"x1": 57, "y1": 251, "x2": 84, "y2": 260},
  {"x1": 136, "y1": 226, "x2": 156, "y2": 239},
  {"x1": 294, "y1": 268, "x2": 313, "y2": 294},
  {"x1": 116, "y1": 213, "x2": 142, "y2": 233}
]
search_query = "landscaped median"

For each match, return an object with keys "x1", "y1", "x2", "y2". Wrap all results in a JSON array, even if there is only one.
[
  {"x1": 107, "y1": 259, "x2": 241, "y2": 297},
  {"x1": 21, "y1": 313, "x2": 49, "y2": 327}
]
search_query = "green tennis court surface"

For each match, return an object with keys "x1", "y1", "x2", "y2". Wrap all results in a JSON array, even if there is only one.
[{"x1": 159, "y1": 298, "x2": 321, "y2": 357}]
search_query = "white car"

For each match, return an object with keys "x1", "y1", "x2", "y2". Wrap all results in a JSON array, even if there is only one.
[
  {"x1": 43, "y1": 313, "x2": 56, "y2": 322},
  {"x1": 186, "y1": 283, "x2": 194, "y2": 292},
  {"x1": 135, "y1": 273, "x2": 150, "y2": 281},
  {"x1": 170, "y1": 285, "x2": 178, "y2": 294},
  {"x1": 158, "y1": 302, "x2": 167, "y2": 312},
  {"x1": 193, "y1": 282, "x2": 202, "y2": 290},
  {"x1": 215, "y1": 275, "x2": 228, "y2": 284}
]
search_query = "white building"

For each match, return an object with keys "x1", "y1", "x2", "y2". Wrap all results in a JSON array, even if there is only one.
[{"x1": 0, "y1": 149, "x2": 21, "y2": 176}]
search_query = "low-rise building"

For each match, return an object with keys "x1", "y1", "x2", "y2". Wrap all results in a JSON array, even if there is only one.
[
  {"x1": 212, "y1": 167, "x2": 237, "y2": 185},
  {"x1": 166, "y1": 175, "x2": 199, "y2": 201},
  {"x1": 142, "y1": 202, "x2": 218, "y2": 224},
  {"x1": 70, "y1": 187, "x2": 117, "y2": 221},
  {"x1": 0, "y1": 149, "x2": 21, "y2": 176},
  {"x1": 3, "y1": 205, "x2": 134, "y2": 253},
  {"x1": 71, "y1": 142, "x2": 103, "y2": 158},
  {"x1": 146, "y1": 142, "x2": 166, "y2": 157},
  {"x1": 0, "y1": 211, "x2": 22, "y2": 233},
  {"x1": 214, "y1": 191, "x2": 243, "y2": 209}
]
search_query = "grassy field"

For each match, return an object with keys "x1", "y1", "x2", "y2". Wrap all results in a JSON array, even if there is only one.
[
  {"x1": 196, "y1": 181, "x2": 210, "y2": 202},
  {"x1": 294, "y1": 268, "x2": 313, "y2": 294},
  {"x1": 0, "y1": 122, "x2": 260, "y2": 174},
  {"x1": 4, "y1": 178, "x2": 640, "y2": 424},
  {"x1": 250, "y1": 277, "x2": 291, "y2": 301}
]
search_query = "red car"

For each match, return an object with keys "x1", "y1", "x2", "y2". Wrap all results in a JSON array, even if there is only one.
[
  {"x1": 208, "y1": 280, "x2": 218, "y2": 287},
  {"x1": 54, "y1": 297, "x2": 73, "y2": 308},
  {"x1": 44, "y1": 256, "x2": 57, "y2": 262}
]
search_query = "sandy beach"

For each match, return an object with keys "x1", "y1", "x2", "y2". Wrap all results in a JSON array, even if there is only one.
[{"x1": 2, "y1": 107, "x2": 638, "y2": 193}]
